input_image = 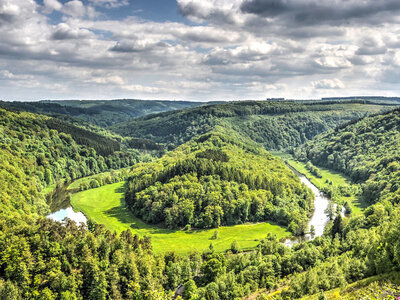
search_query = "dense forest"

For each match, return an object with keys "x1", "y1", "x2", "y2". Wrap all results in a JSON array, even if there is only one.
[
  {"x1": 0, "y1": 108, "x2": 140, "y2": 215},
  {"x1": 1, "y1": 102, "x2": 400, "y2": 299},
  {"x1": 295, "y1": 108, "x2": 400, "y2": 206},
  {"x1": 111, "y1": 101, "x2": 391, "y2": 150},
  {"x1": 125, "y1": 133, "x2": 314, "y2": 233},
  {"x1": 0, "y1": 99, "x2": 206, "y2": 128}
]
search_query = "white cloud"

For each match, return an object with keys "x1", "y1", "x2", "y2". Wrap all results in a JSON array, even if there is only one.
[
  {"x1": 43, "y1": 0, "x2": 62, "y2": 13},
  {"x1": 63, "y1": 0, "x2": 86, "y2": 17},
  {"x1": 312, "y1": 79, "x2": 345, "y2": 89},
  {"x1": 0, "y1": 0, "x2": 399, "y2": 100},
  {"x1": 89, "y1": 0, "x2": 129, "y2": 8}
]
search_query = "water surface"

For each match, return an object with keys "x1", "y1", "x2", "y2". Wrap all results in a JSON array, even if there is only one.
[
  {"x1": 47, "y1": 207, "x2": 87, "y2": 224},
  {"x1": 284, "y1": 174, "x2": 330, "y2": 247}
]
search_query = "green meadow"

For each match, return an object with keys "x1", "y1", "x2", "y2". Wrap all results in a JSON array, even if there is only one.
[{"x1": 71, "y1": 181, "x2": 291, "y2": 254}]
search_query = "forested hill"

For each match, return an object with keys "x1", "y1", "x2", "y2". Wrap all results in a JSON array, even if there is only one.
[
  {"x1": 0, "y1": 107, "x2": 139, "y2": 216},
  {"x1": 111, "y1": 100, "x2": 392, "y2": 150},
  {"x1": 295, "y1": 108, "x2": 400, "y2": 206},
  {"x1": 125, "y1": 132, "x2": 314, "y2": 234},
  {"x1": 0, "y1": 99, "x2": 209, "y2": 127}
]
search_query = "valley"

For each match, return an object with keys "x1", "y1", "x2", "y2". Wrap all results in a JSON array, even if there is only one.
[{"x1": 1, "y1": 99, "x2": 400, "y2": 299}]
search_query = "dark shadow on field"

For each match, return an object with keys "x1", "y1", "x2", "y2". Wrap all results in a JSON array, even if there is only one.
[{"x1": 103, "y1": 182, "x2": 182, "y2": 235}]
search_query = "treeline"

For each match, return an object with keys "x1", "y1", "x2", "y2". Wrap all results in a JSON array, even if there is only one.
[
  {"x1": 111, "y1": 100, "x2": 389, "y2": 150},
  {"x1": 126, "y1": 137, "x2": 164, "y2": 151},
  {"x1": 125, "y1": 133, "x2": 314, "y2": 233},
  {"x1": 295, "y1": 108, "x2": 400, "y2": 206},
  {"x1": 231, "y1": 110, "x2": 368, "y2": 150},
  {"x1": 0, "y1": 99, "x2": 204, "y2": 128},
  {"x1": 68, "y1": 168, "x2": 132, "y2": 192}
]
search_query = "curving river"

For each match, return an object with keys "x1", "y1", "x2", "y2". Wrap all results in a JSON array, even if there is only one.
[{"x1": 284, "y1": 172, "x2": 331, "y2": 247}]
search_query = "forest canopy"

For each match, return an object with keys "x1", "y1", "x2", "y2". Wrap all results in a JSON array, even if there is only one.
[{"x1": 125, "y1": 133, "x2": 314, "y2": 233}]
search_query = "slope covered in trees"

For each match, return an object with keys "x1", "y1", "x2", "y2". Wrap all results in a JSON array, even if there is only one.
[
  {"x1": 0, "y1": 99, "x2": 208, "y2": 127},
  {"x1": 295, "y1": 108, "x2": 400, "y2": 206},
  {"x1": 111, "y1": 100, "x2": 391, "y2": 150},
  {"x1": 125, "y1": 133, "x2": 314, "y2": 234},
  {"x1": 0, "y1": 107, "x2": 139, "y2": 216}
]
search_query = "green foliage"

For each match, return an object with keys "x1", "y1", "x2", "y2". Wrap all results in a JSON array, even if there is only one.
[
  {"x1": 296, "y1": 108, "x2": 400, "y2": 207},
  {"x1": 125, "y1": 133, "x2": 314, "y2": 232},
  {"x1": 112, "y1": 100, "x2": 389, "y2": 150},
  {"x1": 0, "y1": 108, "x2": 138, "y2": 216},
  {"x1": 2, "y1": 101, "x2": 400, "y2": 300},
  {"x1": 0, "y1": 99, "x2": 205, "y2": 127}
]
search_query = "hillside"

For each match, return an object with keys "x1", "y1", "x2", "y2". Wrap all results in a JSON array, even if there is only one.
[
  {"x1": 0, "y1": 107, "x2": 139, "y2": 216},
  {"x1": 0, "y1": 99, "x2": 208, "y2": 127},
  {"x1": 295, "y1": 108, "x2": 400, "y2": 206},
  {"x1": 111, "y1": 100, "x2": 392, "y2": 150},
  {"x1": 125, "y1": 133, "x2": 314, "y2": 233}
]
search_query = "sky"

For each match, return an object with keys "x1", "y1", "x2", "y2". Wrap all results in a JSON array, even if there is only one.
[{"x1": 1, "y1": 0, "x2": 400, "y2": 101}]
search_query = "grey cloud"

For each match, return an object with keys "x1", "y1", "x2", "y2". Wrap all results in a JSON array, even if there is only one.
[
  {"x1": 241, "y1": 0, "x2": 288, "y2": 17},
  {"x1": 51, "y1": 23, "x2": 92, "y2": 40},
  {"x1": 356, "y1": 38, "x2": 387, "y2": 56},
  {"x1": 241, "y1": 0, "x2": 400, "y2": 26},
  {"x1": 178, "y1": 2, "x2": 237, "y2": 25},
  {"x1": 109, "y1": 40, "x2": 169, "y2": 53}
]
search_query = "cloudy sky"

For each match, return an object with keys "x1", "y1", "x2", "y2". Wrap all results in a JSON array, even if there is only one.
[{"x1": 1, "y1": 0, "x2": 400, "y2": 101}]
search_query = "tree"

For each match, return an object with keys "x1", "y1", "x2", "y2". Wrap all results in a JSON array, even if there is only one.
[
  {"x1": 211, "y1": 230, "x2": 219, "y2": 240},
  {"x1": 310, "y1": 225, "x2": 315, "y2": 237},
  {"x1": 230, "y1": 241, "x2": 240, "y2": 254},
  {"x1": 201, "y1": 258, "x2": 224, "y2": 283},
  {"x1": 331, "y1": 215, "x2": 343, "y2": 238},
  {"x1": 182, "y1": 280, "x2": 197, "y2": 300}
]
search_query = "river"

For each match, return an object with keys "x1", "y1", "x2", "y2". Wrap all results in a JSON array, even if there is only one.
[
  {"x1": 47, "y1": 207, "x2": 87, "y2": 224},
  {"x1": 284, "y1": 173, "x2": 332, "y2": 247},
  {"x1": 46, "y1": 182, "x2": 88, "y2": 225}
]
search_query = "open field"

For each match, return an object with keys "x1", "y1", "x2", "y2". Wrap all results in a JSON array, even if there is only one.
[
  {"x1": 271, "y1": 151, "x2": 366, "y2": 216},
  {"x1": 71, "y1": 181, "x2": 291, "y2": 254}
]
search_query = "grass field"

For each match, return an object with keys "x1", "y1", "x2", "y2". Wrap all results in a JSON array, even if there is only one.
[
  {"x1": 71, "y1": 181, "x2": 291, "y2": 254},
  {"x1": 271, "y1": 151, "x2": 366, "y2": 215}
]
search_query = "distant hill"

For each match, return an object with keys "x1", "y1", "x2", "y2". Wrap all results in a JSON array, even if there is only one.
[
  {"x1": 0, "y1": 99, "x2": 213, "y2": 127},
  {"x1": 111, "y1": 100, "x2": 395, "y2": 150}
]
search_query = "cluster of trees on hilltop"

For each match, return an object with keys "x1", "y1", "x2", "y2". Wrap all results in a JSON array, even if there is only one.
[
  {"x1": 295, "y1": 108, "x2": 400, "y2": 206},
  {"x1": 125, "y1": 133, "x2": 314, "y2": 234},
  {"x1": 111, "y1": 100, "x2": 389, "y2": 150}
]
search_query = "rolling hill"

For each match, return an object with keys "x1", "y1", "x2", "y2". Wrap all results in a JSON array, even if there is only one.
[{"x1": 111, "y1": 100, "x2": 393, "y2": 150}]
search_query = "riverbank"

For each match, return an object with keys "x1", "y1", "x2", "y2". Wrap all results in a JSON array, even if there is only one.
[{"x1": 271, "y1": 151, "x2": 366, "y2": 216}]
